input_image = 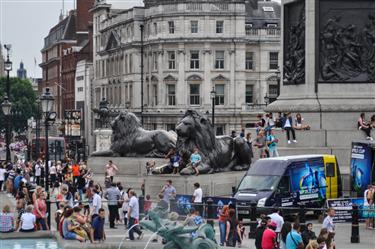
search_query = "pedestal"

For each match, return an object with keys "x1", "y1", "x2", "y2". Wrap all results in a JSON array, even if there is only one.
[{"x1": 93, "y1": 129, "x2": 112, "y2": 152}]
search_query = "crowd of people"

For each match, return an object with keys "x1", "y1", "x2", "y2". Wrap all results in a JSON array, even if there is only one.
[{"x1": 357, "y1": 113, "x2": 375, "y2": 141}]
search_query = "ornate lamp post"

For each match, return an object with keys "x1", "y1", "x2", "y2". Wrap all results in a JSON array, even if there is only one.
[
  {"x1": 210, "y1": 87, "x2": 216, "y2": 133},
  {"x1": 1, "y1": 97, "x2": 12, "y2": 162},
  {"x1": 39, "y1": 87, "x2": 56, "y2": 228},
  {"x1": 275, "y1": 67, "x2": 281, "y2": 98}
]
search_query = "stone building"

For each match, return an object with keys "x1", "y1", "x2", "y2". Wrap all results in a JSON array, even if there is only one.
[{"x1": 91, "y1": 0, "x2": 280, "y2": 134}]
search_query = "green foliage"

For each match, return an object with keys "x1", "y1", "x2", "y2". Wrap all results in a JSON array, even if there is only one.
[{"x1": 0, "y1": 77, "x2": 38, "y2": 133}]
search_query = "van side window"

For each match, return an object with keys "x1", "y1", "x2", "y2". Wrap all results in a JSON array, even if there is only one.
[
  {"x1": 279, "y1": 175, "x2": 290, "y2": 192},
  {"x1": 326, "y1": 163, "x2": 335, "y2": 177}
]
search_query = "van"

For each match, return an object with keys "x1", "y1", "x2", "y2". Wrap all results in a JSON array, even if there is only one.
[{"x1": 234, "y1": 155, "x2": 342, "y2": 218}]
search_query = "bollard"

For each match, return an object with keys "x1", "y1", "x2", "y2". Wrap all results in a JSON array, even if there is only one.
[
  {"x1": 351, "y1": 204, "x2": 360, "y2": 243},
  {"x1": 248, "y1": 202, "x2": 257, "y2": 239},
  {"x1": 206, "y1": 198, "x2": 215, "y2": 228},
  {"x1": 299, "y1": 204, "x2": 306, "y2": 231}
]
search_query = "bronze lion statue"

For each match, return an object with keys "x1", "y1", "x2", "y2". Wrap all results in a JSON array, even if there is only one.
[
  {"x1": 154, "y1": 110, "x2": 252, "y2": 175},
  {"x1": 91, "y1": 112, "x2": 177, "y2": 157}
]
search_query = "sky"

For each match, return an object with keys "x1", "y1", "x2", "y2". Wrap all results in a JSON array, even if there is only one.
[{"x1": 0, "y1": 0, "x2": 280, "y2": 78}]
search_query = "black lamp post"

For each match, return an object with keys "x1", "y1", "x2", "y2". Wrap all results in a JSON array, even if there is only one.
[
  {"x1": 140, "y1": 24, "x2": 145, "y2": 126},
  {"x1": 275, "y1": 67, "x2": 281, "y2": 98},
  {"x1": 210, "y1": 87, "x2": 216, "y2": 132},
  {"x1": 40, "y1": 87, "x2": 56, "y2": 228},
  {"x1": 1, "y1": 97, "x2": 12, "y2": 162}
]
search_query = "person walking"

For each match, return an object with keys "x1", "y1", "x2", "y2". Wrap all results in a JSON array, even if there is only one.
[
  {"x1": 286, "y1": 223, "x2": 304, "y2": 249},
  {"x1": 105, "y1": 160, "x2": 118, "y2": 183},
  {"x1": 92, "y1": 208, "x2": 106, "y2": 242},
  {"x1": 91, "y1": 187, "x2": 102, "y2": 220},
  {"x1": 104, "y1": 182, "x2": 121, "y2": 229},
  {"x1": 192, "y1": 182, "x2": 203, "y2": 216},
  {"x1": 225, "y1": 209, "x2": 239, "y2": 247},
  {"x1": 282, "y1": 112, "x2": 297, "y2": 144},
  {"x1": 262, "y1": 222, "x2": 278, "y2": 249},
  {"x1": 127, "y1": 190, "x2": 143, "y2": 240},
  {"x1": 34, "y1": 160, "x2": 42, "y2": 186},
  {"x1": 49, "y1": 162, "x2": 57, "y2": 188},
  {"x1": 322, "y1": 208, "x2": 336, "y2": 234},
  {"x1": 267, "y1": 129, "x2": 279, "y2": 157},
  {"x1": 160, "y1": 180, "x2": 176, "y2": 206},
  {"x1": 268, "y1": 208, "x2": 284, "y2": 239}
]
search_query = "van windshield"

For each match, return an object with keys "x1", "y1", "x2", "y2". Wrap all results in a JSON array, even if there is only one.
[{"x1": 237, "y1": 175, "x2": 281, "y2": 192}]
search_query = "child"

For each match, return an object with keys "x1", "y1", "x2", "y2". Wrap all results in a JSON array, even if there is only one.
[
  {"x1": 171, "y1": 152, "x2": 181, "y2": 174},
  {"x1": 144, "y1": 195, "x2": 152, "y2": 216}
]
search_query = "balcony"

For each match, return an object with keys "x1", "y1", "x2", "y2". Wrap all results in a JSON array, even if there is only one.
[{"x1": 245, "y1": 28, "x2": 281, "y2": 41}]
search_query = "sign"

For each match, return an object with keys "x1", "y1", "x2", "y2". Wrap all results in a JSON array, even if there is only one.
[
  {"x1": 64, "y1": 110, "x2": 82, "y2": 137},
  {"x1": 351, "y1": 142, "x2": 373, "y2": 195},
  {"x1": 326, "y1": 198, "x2": 365, "y2": 223}
]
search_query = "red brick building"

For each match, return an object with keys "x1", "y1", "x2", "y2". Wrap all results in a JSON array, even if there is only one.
[{"x1": 40, "y1": 0, "x2": 94, "y2": 119}]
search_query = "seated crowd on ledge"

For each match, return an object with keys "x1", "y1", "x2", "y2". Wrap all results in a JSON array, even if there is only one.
[{"x1": 357, "y1": 113, "x2": 375, "y2": 141}]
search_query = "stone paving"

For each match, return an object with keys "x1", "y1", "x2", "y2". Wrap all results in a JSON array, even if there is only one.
[{"x1": 1, "y1": 193, "x2": 374, "y2": 249}]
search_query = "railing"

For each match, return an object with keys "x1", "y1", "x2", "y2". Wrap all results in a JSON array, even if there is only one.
[{"x1": 245, "y1": 28, "x2": 281, "y2": 37}]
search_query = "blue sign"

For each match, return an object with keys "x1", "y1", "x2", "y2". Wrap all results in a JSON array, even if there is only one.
[{"x1": 351, "y1": 142, "x2": 373, "y2": 195}]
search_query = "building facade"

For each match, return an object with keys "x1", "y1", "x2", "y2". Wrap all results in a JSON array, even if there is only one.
[{"x1": 91, "y1": 0, "x2": 280, "y2": 134}]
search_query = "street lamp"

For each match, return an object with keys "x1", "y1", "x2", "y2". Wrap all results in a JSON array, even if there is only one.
[
  {"x1": 1, "y1": 97, "x2": 12, "y2": 162},
  {"x1": 39, "y1": 87, "x2": 56, "y2": 228},
  {"x1": 210, "y1": 87, "x2": 216, "y2": 132},
  {"x1": 275, "y1": 66, "x2": 281, "y2": 98}
]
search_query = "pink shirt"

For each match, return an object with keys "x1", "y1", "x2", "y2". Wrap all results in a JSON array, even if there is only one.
[
  {"x1": 33, "y1": 199, "x2": 47, "y2": 218},
  {"x1": 106, "y1": 164, "x2": 118, "y2": 177}
]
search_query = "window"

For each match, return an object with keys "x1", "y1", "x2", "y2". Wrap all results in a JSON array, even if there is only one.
[
  {"x1": 153, "y1": 52, "x2": 158, "y2": 70},
  {"x1": 153, "y1": 84, "x2": 158, "y2": 105},
  {"x1": 189, "y1": 84, "x2": 200, "y2": 105},
  {"x1": 168, "y1": 51, "x2": 176, "y2": 69},
  {"x1": 269, "y1": 84, "x2": 278, "y2": 103},
  {"x1": 191, "y1": 21, "x2": 198, "y2": 33},
  {"x1": 168, "y1": 21, "x2": 175, "y2": 34},
  {"x1": 245, "y1": 85, "x2": 254, "y2": 104},
  {"x1": 267, "y1": 23, "x2": 278, "y2": 28},
  {"x1": 166, "y1": 124, "x2": 176, "y2": 131},
  {"x1": 269, "y1": 52, "x2": 279, "y2": 70},
  {"x1": 216, "y1": 21, "x2": 224, "y2": 33},
  {"x1": 77, "y1": 87, "x2": 84, "y2": 92},
  {"x1": 216, "y1": 125, "x2": 224, "y2": 136},
  {"x1": 154, "y1": 22, "x2": 157, "y2": 35},
  {"x1": 245, "y1": 23, "x2": 253, "y2": 35},
  {"x1": 245, "y1": 52, "x2": 254, "y2": 70},
  {"x1": 190, "y1": 51, "x2": 200, "y2": 69},
  {"x1": 215, "y1": 51, "x2": 225, "y2": 69},
  {"x1": 167, "y1": 84, "x2": 176, "y2": 106},
  {"x1": 215, "y1": 84, "x2": 225, "y2": 105}
]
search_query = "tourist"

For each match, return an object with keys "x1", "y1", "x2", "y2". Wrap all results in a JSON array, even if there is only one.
[
  {"x1": 49, "y1": 162, "x2": 57, "y2": 187},
  {"x1": 275, "y1": 112, "x2": 283, "y2": 128},
  {"x1": 127, "y1": 190, "x2": 143, "y2": 240},
  {"x1": 306, "y1": 240, "x2": 319, "y2": 249},
  {"x1": 91, "y1": 187, "x2": 102, "y2": 220},
  {"x1": 262, "y1": 221, "x2": 278, "y2": 249},
  {"x1": 282, "y1": 112, "x2": 297, "y2": 144},
  {"x1": 146, "y1": 161, "x2": 155, "y2": 175},
  {"x1": 72, "y1": 206, "x2": 95, "y2": 243},
  {"x1": 92, "y1": 208, "x2": 106, "y2": 242},
  {"x1": 0, "y1": 164, "x2": 5, "y2": 192},
  {"x1": 280, "y1": 222, "x2": 292, "y2": 249},
  {"x1": 231, "y1": 130, "x2": 237, "y2": 138},
  {"x1": 265, "y1": 113, "x2": 276, "y2": 135},
  {"x1": 302, "y1": 223, "x2": 317, "y2": 246},
  {"x1": 267, "y1": 129, "x2": 280, "y2": 157},
  {"x1": 14, "y1": 192, "x2": 26, "y2": 230},
  {"x1": 183, "y1": 208, "x2": 199, "y2": 226},
  {"x1": 105, "y1": 160, "x2": 118, "y2": 183},
  {"x1": 316, "y1": 236, "x2": 327, "y2": 249},
  {"x1": 286, "y1": 222, "x2": 304, "y2": 249},
  {"x1": 55, "y1": 202, "x2": 66, "y2": 231},
  {"x1": 171, "y1": 150, "x2": 181, "y2": 174},
  {"x1": 56, "y1": 161, "x2": 63, "y2": 182},
  {"x1": 255, "y1": 218, "x2": 268, "y2": 249},
  {"x1": 358, "y1": 113, "x2": 373, "y2": 140},
  {"x1": 33, "y1": 190, "x2": 49, "y2": 230},
  {"x1": 218, "y1": 203, "x2": 229, "y2": 246},
  {"x1": 192, "y1": 182, "x2": 203, "y2": 216},
  {"x1": 0, "y1": 204, "x2": 14, "y2": 233},
  {"x1": 268, "y1": 208, "x2": 284, "y2": 236},
  {"x1": 160, "y1": 180, "x2": 176, "y2": 205},
  {"x1": 294, "y1": 113, "x2": 310, "y2": 130},
  {"x1": 245, "y1": 133, "x2": 254, "y2": 162},
  {"x1": 144, "y1": 194, "x2": 152, "y2": 215},
  {"x1": 121, "y1": 188, "x2": 131, "y2": 227},
  {"x1": 225, "y1": 209, "x2": 239, "y2": 247},
  {"x1": 34, "y1": 160, "x2": 42, "y2": 186},
  {"x1": 62, "y1": 207, "x2": 85, "y2": 242},
  {"x1": 189, "y1": 147, "x2": 202, "y2": 176},
  {"x1": 253, "y1": 130, "x2": 268, "y2": 158},
  {"x1": 19, "y1": 205, "x2": 36, "y2": 232},
  {"x1": 104, "y1": 182, "x2": 121, "y2": 229},
  {"x1": 237, "y1": 220, "x2": 245, "y2": 247},
  {"x1": 364, "y1": 185, "x2": 373, "y2": 229},
  {"x1": 322, "y1": 208, "x2": 335, "y2": 234},
  {"x1": 61, "y1": 184, "x2": 74, "y2": 207}
]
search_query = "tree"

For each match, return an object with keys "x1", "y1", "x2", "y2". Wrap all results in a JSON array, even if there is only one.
[{"x1": 0, "y1": 77, "x2": 38, "y2": 133}]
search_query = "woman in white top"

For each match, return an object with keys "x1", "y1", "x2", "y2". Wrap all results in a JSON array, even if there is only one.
[
  {"x1": 20, "y1": 205, "x2": 36, "y2": 232},
  {"x1": 0, "y1": 165, "x2": 6, "y2": 192},
  {"x1": 49, "y1": 162, "x2": 57, "y2": 187}
]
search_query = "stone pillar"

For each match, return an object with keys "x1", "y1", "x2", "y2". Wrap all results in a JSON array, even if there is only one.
[{"x1": 94, "y1": 129, "x2": 112, "y2": 152}]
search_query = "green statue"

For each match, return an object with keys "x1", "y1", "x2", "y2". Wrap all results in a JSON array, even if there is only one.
[{"x1": 140, "y1": 209, "x2": 218, "y2": 249}]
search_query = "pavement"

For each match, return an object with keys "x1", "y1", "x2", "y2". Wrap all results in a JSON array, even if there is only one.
[{"x1": 1, "y1": 192, "x2": 374, "y2": 249}]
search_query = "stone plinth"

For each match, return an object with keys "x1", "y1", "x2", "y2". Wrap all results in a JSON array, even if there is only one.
[{"x1": 93, "y1": 129, "x2": 112, "y2": 152}]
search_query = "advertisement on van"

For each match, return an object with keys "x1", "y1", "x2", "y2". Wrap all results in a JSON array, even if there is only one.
[
  {"x1": 289, "y1": 162, "x2": 327, "y2": 202},
  {"x1": 351, "y1": 142, "x2": 373, "y2": 195}
]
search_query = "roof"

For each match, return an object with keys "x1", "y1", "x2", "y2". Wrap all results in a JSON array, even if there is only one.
[
  {"x1": 245, "y1": 0, "x2": 281, "y2": 28},
  {"x1": 42, "y1": 13, "x2": 77, "y2": 50}
]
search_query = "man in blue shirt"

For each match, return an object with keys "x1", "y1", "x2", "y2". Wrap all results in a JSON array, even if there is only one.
[
  {"x1": 92, "y1": 208, "x2": 106, "y2": 242},
  {"x1": 286, "y1": 223, "x2": 304, "y2": 249},
  {"x1": 266, "y1": 129, "x2": 279, "y2": 157}
]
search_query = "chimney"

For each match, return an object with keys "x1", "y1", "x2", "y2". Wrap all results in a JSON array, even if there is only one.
[{"x1": 76, "y1": 0, "x2": 95, "y2": 32}]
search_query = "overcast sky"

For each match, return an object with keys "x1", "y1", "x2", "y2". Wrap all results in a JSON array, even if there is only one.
[{"x1": 0, "y1": 0, "x2": 280, "y2": 78}]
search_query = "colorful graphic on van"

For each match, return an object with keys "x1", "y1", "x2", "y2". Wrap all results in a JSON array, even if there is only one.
[
  {"x1": 351, "y1": 142, "x2": 373, "y2": 195},
  {"x1": 290, "y1": 162, "x2": 326, "y2": 201}
]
